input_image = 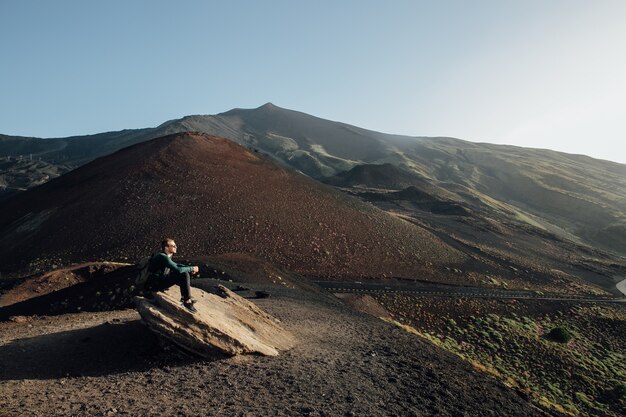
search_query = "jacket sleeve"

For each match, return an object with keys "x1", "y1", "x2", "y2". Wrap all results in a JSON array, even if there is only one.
[{"x1": 164, "y1": 255, "x2": 193, "y2": 274}]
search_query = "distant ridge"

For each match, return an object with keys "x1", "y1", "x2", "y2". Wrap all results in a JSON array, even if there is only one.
[{"x1": 1, "y1": 103, "x2": 626, "y2": 256}]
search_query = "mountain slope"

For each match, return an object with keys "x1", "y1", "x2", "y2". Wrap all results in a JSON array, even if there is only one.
[
  {"x1": 322, "y1": 163, "x2": 426, "y2": 189},
  {"x1": 1, "y1": 103, "x2": 625, "y2": 257},
  {"x1": 0, "y1": 132, "x2": 464, "y2": 278}
]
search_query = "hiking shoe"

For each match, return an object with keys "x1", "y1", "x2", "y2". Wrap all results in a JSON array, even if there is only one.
[{"x1": 182, "y1": 301, "x2": 198, "y2": 313}]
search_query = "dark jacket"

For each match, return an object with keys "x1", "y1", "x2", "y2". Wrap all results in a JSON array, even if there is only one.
[{"x1": 147, "y1": 252, "x2": 193, "y2": 281}]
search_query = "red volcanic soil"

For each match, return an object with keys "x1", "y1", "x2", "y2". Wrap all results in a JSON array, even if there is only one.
[{"x1": 0, "y1": 132, "x2": 464, "y2": 279}]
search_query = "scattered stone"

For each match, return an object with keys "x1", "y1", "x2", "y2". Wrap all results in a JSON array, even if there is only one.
[{"x1": 9, "y1": 315, "x2": 30, "y2": 323}]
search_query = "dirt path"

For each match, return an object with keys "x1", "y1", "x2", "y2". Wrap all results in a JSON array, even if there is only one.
[{"x1": 0, "y1": 284, "x2": 553, "y2": 417}]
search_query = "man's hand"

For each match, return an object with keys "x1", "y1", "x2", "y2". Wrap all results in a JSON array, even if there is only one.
[{"x1": 191, "y1": 266, "x2": 199, "y2": 275}]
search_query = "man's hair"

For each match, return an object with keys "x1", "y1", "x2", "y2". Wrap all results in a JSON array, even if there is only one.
[{"x1": 161, "y1": 238, "x2": 174, "y2": 251}]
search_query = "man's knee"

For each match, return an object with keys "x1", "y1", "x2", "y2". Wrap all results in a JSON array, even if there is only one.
[{"x1": 175, "y1": 271, "x2": 190, "y2": 282}]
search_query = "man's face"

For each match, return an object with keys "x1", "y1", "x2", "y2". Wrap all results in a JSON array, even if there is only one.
[{"x1": 165, "y1": 240, "x2": 177, "y2": 255}]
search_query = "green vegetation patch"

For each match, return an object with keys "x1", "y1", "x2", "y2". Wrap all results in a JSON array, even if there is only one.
[
  {"x1": 375, "y1": 294, "x2": 626, "y2": 417},
  {"x1": 545, "y1": 326, "x2": 573, "y2": 343}
]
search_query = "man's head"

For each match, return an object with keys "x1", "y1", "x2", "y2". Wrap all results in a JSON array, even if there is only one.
[{"x1": 161, "y1": 238, "x2": 177, "y2": 256}]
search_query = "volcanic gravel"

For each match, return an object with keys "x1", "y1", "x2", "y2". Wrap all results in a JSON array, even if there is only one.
[{"x1": 0, "y1": 282, "x2": 554, "y2": 417}]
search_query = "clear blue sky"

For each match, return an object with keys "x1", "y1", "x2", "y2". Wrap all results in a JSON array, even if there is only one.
[{"x1": 1, "y1": 0, "x2": 625, "y2": 163}]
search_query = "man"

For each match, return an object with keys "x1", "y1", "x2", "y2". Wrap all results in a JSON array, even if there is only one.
[{"x1": 144, "y1": 238, "x2": 200, "y2": 312}]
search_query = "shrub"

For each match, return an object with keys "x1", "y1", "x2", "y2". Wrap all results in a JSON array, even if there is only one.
[
  {"x1": 613, "y1": 382, "x2": 626, "y2": 399},
  {"x1": 546, "y1": 327, "x2": 572, "y2": 343},
  {"x1": 600, "y1": 382, "x2": 626, "y2": 404}
]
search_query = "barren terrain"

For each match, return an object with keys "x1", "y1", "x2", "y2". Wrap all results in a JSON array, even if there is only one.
[
  {"x1": 1, "y1": 106, "x2": 625, "y2": 417},
  {"x1": 0, "y1": 280, "x2": 556, "y2": 417}
]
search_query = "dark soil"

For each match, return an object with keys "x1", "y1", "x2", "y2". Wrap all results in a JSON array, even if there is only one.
[{"x1": 0, "y1": 282, "x2": 555, "y2": 417}]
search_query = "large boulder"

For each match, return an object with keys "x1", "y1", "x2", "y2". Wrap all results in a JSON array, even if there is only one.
[{"x1": 135, "y1": 285, "x2": 294, "y2": 357}]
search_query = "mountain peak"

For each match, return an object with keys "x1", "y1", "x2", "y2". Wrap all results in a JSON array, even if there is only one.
[{"x1": 258, "y1": 102, "x2": 280, "y2": 111}]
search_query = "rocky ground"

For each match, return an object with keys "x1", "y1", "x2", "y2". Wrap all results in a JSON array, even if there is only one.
[{"x1": 0, "y1": 281, "x2": 556, "y2": 417}]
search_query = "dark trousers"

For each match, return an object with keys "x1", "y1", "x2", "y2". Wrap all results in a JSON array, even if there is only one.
[{"x1": 145, "y1": 271, "x2": 191, "y2": 300}]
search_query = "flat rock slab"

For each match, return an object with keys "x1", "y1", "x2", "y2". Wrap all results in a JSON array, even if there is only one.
[{"x1": 135, "y1": 285, "x2": 294, "y2": 357}]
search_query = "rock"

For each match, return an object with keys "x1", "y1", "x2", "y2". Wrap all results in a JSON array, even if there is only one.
[
  {"x1": 9, "y1": 315, "x2": 29, "y2": 323},
  {"x1": 135, "y1": 285, "x2": 295, "y2": 357}
]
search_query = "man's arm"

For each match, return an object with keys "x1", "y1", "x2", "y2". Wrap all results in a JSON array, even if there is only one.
[
  {"x1": 176, "y1": 262, "x2": 199, "y2": 275},
  {"x1": 163, "y1": 255, "x2": 193, "y2": 274}
]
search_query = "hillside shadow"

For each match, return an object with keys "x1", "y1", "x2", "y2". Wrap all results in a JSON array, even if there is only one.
[{"x1": 0, "y1": 319, "x2": 226, "y2": 381}]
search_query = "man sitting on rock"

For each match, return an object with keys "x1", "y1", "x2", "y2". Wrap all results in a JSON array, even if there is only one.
[{"x1": 145, "y1": 238, "x2": 200, "y2": 312}]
